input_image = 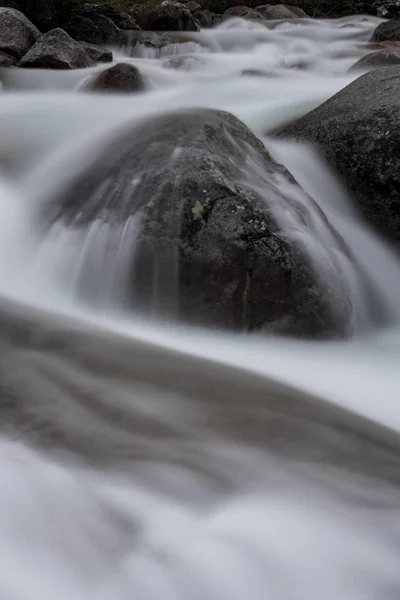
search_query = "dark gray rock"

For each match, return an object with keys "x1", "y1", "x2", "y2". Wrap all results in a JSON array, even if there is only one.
[
  {"x1": 137, "y1": 4, "x2": 200, "y2": 31},
  {"x1": 373, "y1": 0, "x2": 400, "y2": 17},
  {"x1": 278, "y1": 66, "x2": 400, "y2": 244},
  {"x1": 0, "y1": 49, "x2": 17, "y2": 66},
  {"x1": 85, "y1": 62, "x2": 145, "y2": 93},
  {"x1": 62, "y1": 15, "x2": 103, "y2": 44},
  {"x1": 74, "y1": 3, "x2": 140, "y2": 30},
  {"x1": 19, "y1": 28, "x2": 94, "y2": 69},
  {"x1": 222, "y1": 6, "x2": 264, "y2": 20},
  {"x1": 80, "y1": 12, "x2": 122, "y2": 43},
  {"x1": 370, "y1": 18, "x2": 400, "y2": 41},
  {"x1": 284, "y1": 4, "x2": 308, "y2": 17},
  {"x1": 81, "y1": 42, "x2": 113, "y2": 63},
  {"x1": 185, "y1": 1, "x2": 201, "y2": 11},
  {"x1": 349, "y1": 48, "x2": 400, "y2": 70},
  {"x1": 255, "y1": 4, "x2": 297, "y2": 19},
  {"x1": 48, "y1": 109, "x2": 353, "y2": 339},
  {"x1": 193, "y1": 9, "x2": 214, "y2": 27},
  {"x1": 25, "y1": 0, "x2": 60, "y2": 31},
  {"x1": 0, "y1": 7, "x2": 40, "y2": 59}
]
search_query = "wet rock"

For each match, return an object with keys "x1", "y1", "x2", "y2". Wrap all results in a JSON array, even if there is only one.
[
  {"x1": 349, "y1": 48, "x2": 400, "y2": 70},
  {"x1": 65, "y1": 12, "x2": 122, "y2": 44},
  {"x1": 185, "y1": 1, "x2": 202, "y2": 11},
  {"x1": 193, "y1": 9, "x2": 214, "y2": 27},
  {"x1": 19, "y1": 28, "x2": 94, "y2": 69},
  {"x1": 137, "y1": 4, "x2": 200, "y2": 31},
  {"x1": 370, "y1": 18, "x2": 400, "y2": 42},
  {"x1": 373, "y1": 0, "x2": 400, "y2": 17},
  {"x1": 0, "y1": 7, "x2": 40, "y2": 60},
  {"x1": 255, "y1": 4, "x2": 297, "y2": 19},
  {"x1": 0, "y1": 50, "x2": 17, "y2": 66},
  {"x1": 278, "y1": 66, "x2": 400, "y2": 244},
  {"x1": 50, "y1": 109, "x2": 353, "y2": 339},
  {"x1": 81, "y1": 42, "x2": 113, "y2": 63},
  {"x1": 284, "y1": 4, "x2": 308, "y2": 17},
  {"x1": 85, "y1": 62, "x2": 146, "y2": 93},
  {"x1": 222, "y1": 6, "x2": 264, "y2": 20},
  {"x1": 74, "y1": 2, "x2": 140, "y2": 30}
]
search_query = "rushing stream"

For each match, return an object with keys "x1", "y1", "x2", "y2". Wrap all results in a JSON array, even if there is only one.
[{"x1": 1, "y1": 13, "x2": 400, "y2": 600}]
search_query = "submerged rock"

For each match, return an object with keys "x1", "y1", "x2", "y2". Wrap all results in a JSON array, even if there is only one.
[
  {"x1": 137, "y1": 4, "x2": 200, "y2": 31},
  {"x1": 85, "y1": 62, "x2": 146, "y2": 93},
  {"x1": 19, "y1": 28, "x2": 93, "y2": 69},
  {"x1": 49, "y1": 109, "x2": 353, "y2": 339},
  {"x1": 278, "y1": 66, "x2": 400, "y2": 244},
  {"x1": 0, "y1": 7, "x2": 40, "y2": 60}
]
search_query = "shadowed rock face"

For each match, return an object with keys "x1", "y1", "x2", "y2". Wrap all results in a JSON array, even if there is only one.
[
  {"x1": 278, "y1": 67, "x2": 400, "y2": 245},
  {"x1": 137, "y1": 4, "x2": 200, "y2": 31},
  {"x1": 45, "y1": 108, "x2": 354, "y2": 339}
]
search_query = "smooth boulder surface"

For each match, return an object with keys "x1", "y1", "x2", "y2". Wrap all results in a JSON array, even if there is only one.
[
  {"x1": 349, "y1": 48, "x2": 400, "y2": 70},
  {"x1": 0, "y1": 7, "x2": 40, "y2": 59},
  {"x1": 48, "y1": 109, "x2": 353, "y2": 339},
  {"x1": 370, "y1": 18, "x2": 400, "y2": 41},
  {"x1": 19, "y1": 28, "x2": 94, "y2": 69},
  {"x1": 223, "y1": 6, "x2": 264, "y2": 20},
  {"x1": 279, "y1": 66, "x2": 400, "y2": 244},
  {"x1": 81, "y1": 42, "x2": 113, "y2": 63},
  {"x1": 85, "y1": 62, "x2": 146, "y2": 93},
  {"x1": 137, "y1": 4, "x2": 200, "y2": 31},
  {"x1": 74, "y1": 2, "x2": 140, "y2": 30},
  {"x1": 255, "y1": 4, "x2": 297, "y2": 18}
]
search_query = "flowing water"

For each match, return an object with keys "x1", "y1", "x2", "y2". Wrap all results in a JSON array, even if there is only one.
[{"x1": 0, "y1": 13, "x2": 400, "y2": 600}]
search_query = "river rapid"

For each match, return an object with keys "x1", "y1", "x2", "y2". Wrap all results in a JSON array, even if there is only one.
[{"x1": 0, "y1": 13, "x2": 400, "y2": 600}]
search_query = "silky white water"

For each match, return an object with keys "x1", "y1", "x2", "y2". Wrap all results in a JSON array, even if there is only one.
[{"x1": 0, "y1": 13, "x2": 399, "y2": 600}]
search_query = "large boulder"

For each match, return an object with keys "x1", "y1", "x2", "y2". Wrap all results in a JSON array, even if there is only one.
[
  {"x1": 222, "y1": 6, "x2": 264, "y2": 20},
  {"x1": 137, "y1": 4, "x2": 200, "y2": 31},
  {"x1": 278, "y1": 66, "x2": 400, "y2": 244},
  {"x1": 255, "y1": 4, "x2": 298, "y2": 18},
  {"x1": 193, "y1": 9, "x2": 214, "y2": 27},
  {"x1": 73, "y1": 2, "x2": 140, "y2": 30},
  {"x1": 19, "y1": 28, "x2": 94, "y2": 69},
  {"x1": 85, "y1": 62, "x2": 146, "y2": 93},
  {"x1": 63, "y1": 13, "x2": 123, "y2": 44},
  {"x1": 370, "y1": 18, "x2": 400, "y2": 41},
  {"x1": 0, "y1": 7, "x2": 40, "y2": 59},
  {"x1": 349, "y1": 47, "x2": 400, "y2": 70},
  {"x1": 47, "y1": 109, "x2": 354, "y2": 339}
]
